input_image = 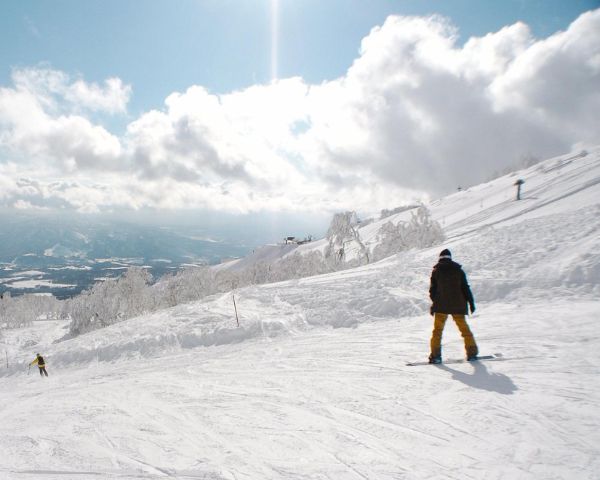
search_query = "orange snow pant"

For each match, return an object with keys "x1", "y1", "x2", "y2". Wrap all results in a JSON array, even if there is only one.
[{"x1": 430, "y1": 313, "x2": 477, "y2": 357}]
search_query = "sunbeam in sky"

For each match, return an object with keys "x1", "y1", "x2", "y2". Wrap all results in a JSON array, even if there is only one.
[{"x1": 270, "y1": 0, "x2": 279, "y2": 81}]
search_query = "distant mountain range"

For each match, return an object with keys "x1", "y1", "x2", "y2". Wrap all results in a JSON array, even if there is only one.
[
  {"x1": 0, "y1": 214, "x2": 255, "y2": 263},
  {"x1": 0, "y1": 213, "x2": 257, "y2": 298}
]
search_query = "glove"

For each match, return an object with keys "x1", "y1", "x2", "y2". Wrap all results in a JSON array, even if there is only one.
[{"x1": 469, "y1": 303, "x2": 476, "y2": 314}]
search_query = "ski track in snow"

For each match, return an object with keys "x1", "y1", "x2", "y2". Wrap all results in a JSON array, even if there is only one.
[
  {"x1": 1, "y1": 149, "x2": 600, "y2": 479},
  {"x1": 2, "y1": 303, "x2": 600, "y2": 479}
]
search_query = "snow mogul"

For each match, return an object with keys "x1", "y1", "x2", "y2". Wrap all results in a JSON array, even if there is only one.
[{"x1": 428, "y1": 249, "x2": 478, "y2": 364}]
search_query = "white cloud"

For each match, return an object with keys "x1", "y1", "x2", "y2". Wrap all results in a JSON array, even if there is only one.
[
  {"x1": 65, "y1": 77, "x2": 131, "y2": 114},
  {"x1": 0, "y1": 69, "x2": 124, "y2": 174},
  {"x1": 298, "y1": 10, "x2": 600, "y2": 193},
  {"x1": 1, "y1": 10, "x2": 599, "y2": 215},
  {"x1": 10, "y1": 67, "x2": 131, "y2": 114},
  {"x1": 489, "y1": 10, "x2": 600, "y2": 138}
]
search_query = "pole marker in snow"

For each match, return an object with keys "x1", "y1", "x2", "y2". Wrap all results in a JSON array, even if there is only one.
[{"x1": 232, "y1": 294, "x2": 240, "y2": 327}]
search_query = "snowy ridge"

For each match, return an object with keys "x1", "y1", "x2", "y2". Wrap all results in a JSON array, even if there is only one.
[
  {"x1": 216, "y1": 243, "x2": 300, "y2": 272},
  {"x1": 286, "y1": 147, "x2": 600, "y2": 263},
  {"x1": 3, "y1": 148, "x2": 600, "y2": 374},
  {"x1": 9, "y1": 203, "x2": 598, "y2": 376},
  {"x1": 1, "y1": 147, "x2": 600, "y2": 479}
]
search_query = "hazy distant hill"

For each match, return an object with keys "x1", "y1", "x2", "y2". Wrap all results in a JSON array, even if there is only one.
[
  {"x1": 0, "y1": 213, "x2": 257, "y2": 297},
  {"x1": 0, "y1": 214, "x2": 253, "y2": 264}
]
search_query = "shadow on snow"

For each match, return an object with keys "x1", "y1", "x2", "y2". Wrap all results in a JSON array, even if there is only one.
[{"x1": 438, "y1": 361, "x2": 518, "y2": 395}]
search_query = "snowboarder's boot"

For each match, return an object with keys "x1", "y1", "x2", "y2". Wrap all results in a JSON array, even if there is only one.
[
  {"x1": 429, "y1": 349, "x2": 442, "y2": 364},
  {"x1": 466, "y1": 345, "x2": 479, "y2": 361}
]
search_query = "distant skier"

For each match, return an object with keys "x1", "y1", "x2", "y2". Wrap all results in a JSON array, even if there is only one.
[
  {"x1": 428, "y1": 249, "x2": 478, "y2": 364},
  {"x1": 30, "y1": 353, "x2": 49, "y2": 377}
]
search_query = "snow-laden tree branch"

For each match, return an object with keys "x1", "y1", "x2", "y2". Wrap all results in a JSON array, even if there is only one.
[
  {"x1": 0, "y1": 293, "x2": 62, "y2": 330},
  {"x1": 372, "y1": 206, "x2": 445, "y2": 262},
  {"x1": 325, "y1": 211, "x2": 370, "y2": 266}
]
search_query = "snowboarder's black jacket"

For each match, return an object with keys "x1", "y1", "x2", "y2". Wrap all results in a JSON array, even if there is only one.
[{"x1": 429, "y1": 258, "x2": 475, "y2": 315}]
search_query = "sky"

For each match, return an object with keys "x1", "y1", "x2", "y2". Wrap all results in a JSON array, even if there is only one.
[{"x1": 0, "y1": 0, "x2": 599, "y2": 223}]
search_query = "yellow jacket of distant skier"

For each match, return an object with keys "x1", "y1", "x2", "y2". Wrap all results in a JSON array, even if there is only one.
[{"x1": 30, "y1": 355, "x2": 45, "y2": 367}]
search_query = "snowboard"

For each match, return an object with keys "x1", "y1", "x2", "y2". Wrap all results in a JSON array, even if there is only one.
[{"x1": 406, "y1": 354, "x2": 500, "y2": 367}]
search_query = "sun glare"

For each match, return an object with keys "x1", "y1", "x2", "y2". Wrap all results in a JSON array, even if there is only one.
[{"x1": 270, "y1": 0, "x2": 279, "y2": 81}]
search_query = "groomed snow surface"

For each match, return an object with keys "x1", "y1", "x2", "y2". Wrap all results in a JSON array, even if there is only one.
[{"x1": 2, "y1": 148, "x2": 600, "y2": 479}]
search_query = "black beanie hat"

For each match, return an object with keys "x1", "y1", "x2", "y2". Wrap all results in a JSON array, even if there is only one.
[{"x1": 439, "y1": 249, "x2": 452, "y2": 258}]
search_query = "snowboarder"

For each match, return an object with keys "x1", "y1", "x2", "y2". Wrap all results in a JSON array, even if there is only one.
[
  {"x1": 30, "y1": 353, "x2": 49, "y2": 377},
  {"x1": 428, "y1": 249, "x2": 478, "y2": 364}
]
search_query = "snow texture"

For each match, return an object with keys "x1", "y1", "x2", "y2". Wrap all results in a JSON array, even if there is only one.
[{"x1": 1, "y1": 147, "x2": 600, "y2": 479}]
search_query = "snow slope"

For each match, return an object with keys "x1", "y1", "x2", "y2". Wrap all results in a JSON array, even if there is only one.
[{"x1": 1, "y1": 147, "x2": 600, "y2": 479}]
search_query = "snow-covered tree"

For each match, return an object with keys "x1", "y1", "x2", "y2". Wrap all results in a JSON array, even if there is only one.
[
  {"x1": 380, "y1": 204, "x2": 420, "y2": 220},
  {"x1": 325, "y1": 211, "x2": 369, "y2": 265},
  {"x1": 373, "y1": 206, "x2": 445, "y2": 261},
  {"x1": 66, "y1": 267, "x2": 154, "y2": 336},
  {"x1": 155, "y1": 266, "x2": 218, "y2": 307},
  {"x1": 0, "y1": 293, "x2": 62, "y2": 330},
  {"x1": 268, "y1": 251, "x2": 331, "y2": 282}
]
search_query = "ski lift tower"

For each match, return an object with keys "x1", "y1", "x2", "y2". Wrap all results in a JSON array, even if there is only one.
[{"x1": 514, "y1": 178, "x2": 525, "y2": 200}]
